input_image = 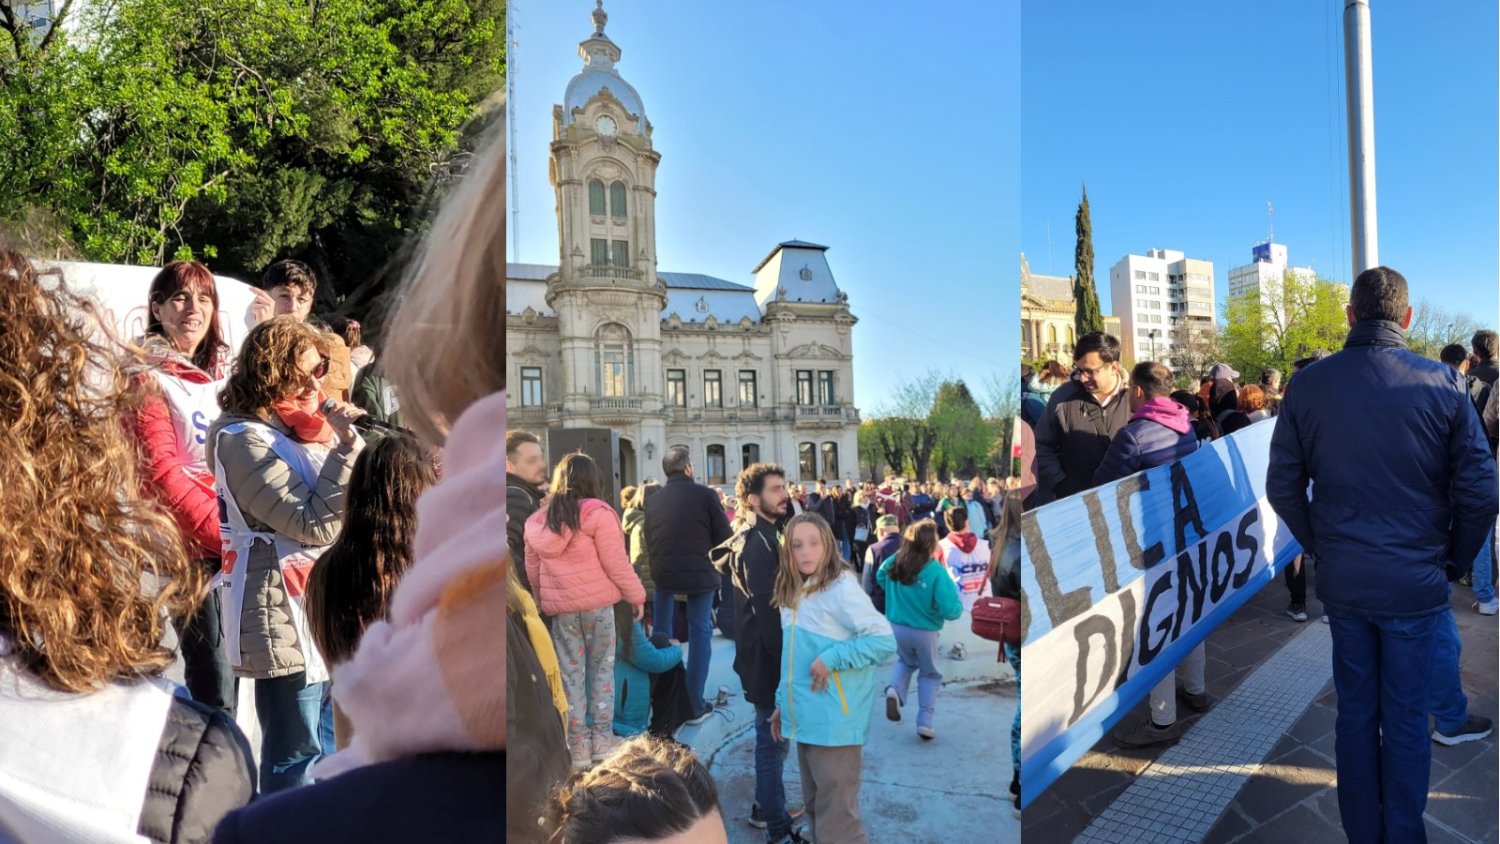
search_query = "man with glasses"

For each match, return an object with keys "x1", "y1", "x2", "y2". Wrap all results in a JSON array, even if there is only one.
[{"x1": 1033, "y1": 332, "x2": 1132, "y2": 504}]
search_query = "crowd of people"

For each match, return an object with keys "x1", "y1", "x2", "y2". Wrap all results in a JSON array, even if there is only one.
[
  {"x1": 1018, "y1": 269, "x2": 1500, "y2": 841},
  {"x1": 0, "y1": 105, "x2": 505, "y2": 842},
  {"x1": 506, "y1": 431, "x2": 1025, "y2": 841}
]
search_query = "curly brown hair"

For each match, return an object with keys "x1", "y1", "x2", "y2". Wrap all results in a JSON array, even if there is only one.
[
  {"x1": 218, "y1": 315, "x2": 326, "y2": 418},
  {"x1": 0, "y1": 250, "x2": 201, "y2": 693}
]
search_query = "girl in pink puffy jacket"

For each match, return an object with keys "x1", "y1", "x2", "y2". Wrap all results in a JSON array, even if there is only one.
[{"x1": 524, "y1": 452, "x2": 647, "y2": 770}]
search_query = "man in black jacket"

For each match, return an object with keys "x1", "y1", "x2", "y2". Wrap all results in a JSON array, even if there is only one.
[
  {"x1": 645, "y1": 446, "x2": 733, "y2": 723},
  {"x1": 506, "y1": 430, "x2": 548, "y2": 596},
  {"x1": 714, "y1": 463, "x2": 808, "y2": 844},
  {"x1": 1033, "y1": 332, "x2": 1132, "y2": 503},
  {"x1": 1268, "y1": 267, "x2": 1498, "y2": 842}
]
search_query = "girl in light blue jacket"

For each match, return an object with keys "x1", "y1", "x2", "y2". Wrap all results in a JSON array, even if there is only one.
[{"x1": 768, "y1": 513, "x2": 895, "y2": 844}]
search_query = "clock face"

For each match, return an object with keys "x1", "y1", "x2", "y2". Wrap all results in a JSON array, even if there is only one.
[{"x1": 595, "y1": 115, "x2": 618, "y2": 137}]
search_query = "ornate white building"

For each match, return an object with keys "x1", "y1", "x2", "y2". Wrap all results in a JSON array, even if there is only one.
[{"x1": 507, "y1": 2, "x2": 860, "y2": 488}]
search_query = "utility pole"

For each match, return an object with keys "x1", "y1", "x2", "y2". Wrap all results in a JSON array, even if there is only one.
[
  {"x1": 1344, "y1": 0, "x2": 1378, "y2": 277},
  {"x1": 507, "y1": 5, "x2": 520, "y2": 258}
]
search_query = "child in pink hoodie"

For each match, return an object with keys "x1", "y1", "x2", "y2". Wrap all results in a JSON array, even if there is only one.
[{"x1": 524, "y1": 452, "x2": 646, "y2": 769}]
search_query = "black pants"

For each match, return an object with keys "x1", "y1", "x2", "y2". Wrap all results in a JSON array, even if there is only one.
[
  {"x1": 180, "y1": 583, "x2": 236, "y2": 718},
  {"x1": 1285, "y1": 553, "x2": 1308, "y2": 606}
]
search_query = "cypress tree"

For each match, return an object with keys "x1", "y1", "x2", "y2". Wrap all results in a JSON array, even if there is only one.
[{"x1": 1074, "y1": 183, "x2": 1104, "y2": 339}]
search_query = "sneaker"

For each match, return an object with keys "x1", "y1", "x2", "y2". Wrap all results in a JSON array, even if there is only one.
[
  {"x1": 1433, "y1": 715, "x2": 1494, "y2": 746},
  {"x1": 885, "y1": 686, "x2": 901, "y2": 722},
  {"x1": 1112, "y1": 720, "x2": 1183, "y2": 748},
  {"x1": 1320, "y1": 615, "x2": 1330, "y2": 624},
  {"x1": 1010, "y1": 771, "x2": 1020, "y2": 797},
  {"x1": 950, "y1": 642, "x2": 968, "y2": 661},
  {"x1": 685, "y1": 702, "x2": 715, "y2": 726},
  {"x1": 591, "y1": 735, "x2": 622, "y2": 763},
  {"x1": 1012, "y1": 792, "x2": 1021, "y2": 819},
  {"x1": 1475, "y1": 599, "x2": 1498, "y2": 616},
  {"x1": 917, "y1": 725, "x2": 935, "y2": 741},
  {"x1": 1285, "y1": 604, "x2": 1308, "y2": 623},
  {"x1": 569, "y1": 743, "x2": 592, "y2": 771},
  {"x1": 1176, "y1": 686, "x2": 1217, "y2": 714},
  {"x1": 749, "y1": 802, "x2": 805, "y2": 830}
]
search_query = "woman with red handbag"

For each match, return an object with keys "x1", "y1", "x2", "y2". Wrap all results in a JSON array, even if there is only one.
[{"x1": 987, "y1": 491, "x2": 1023, "y2": 817}]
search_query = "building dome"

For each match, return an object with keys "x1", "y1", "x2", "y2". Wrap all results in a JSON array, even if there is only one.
[{"x1": 562, "y1": 3, "x2": 647, "y2": 133}]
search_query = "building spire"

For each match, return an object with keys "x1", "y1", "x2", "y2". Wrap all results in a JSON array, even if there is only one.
[{"x1": 592, "y1": 1, "x2": 607, "y2": 36}]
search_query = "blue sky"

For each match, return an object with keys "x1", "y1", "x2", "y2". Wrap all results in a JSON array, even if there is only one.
[
  {"x1": 509, "y1": 0, "x2": 1021, "y2": 412},
  {"x1": 1022, "y1": 0, "x2": 1499, "y2": 332}
]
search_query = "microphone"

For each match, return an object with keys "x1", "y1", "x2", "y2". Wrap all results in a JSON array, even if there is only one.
[{"x1": 321, "y1": 398, "x2": 409, "y2": 434}]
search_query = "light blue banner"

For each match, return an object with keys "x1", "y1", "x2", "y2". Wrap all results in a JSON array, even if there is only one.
[{"x1": 1019, "y1": 419, "x2": 1302, "y2": 807}]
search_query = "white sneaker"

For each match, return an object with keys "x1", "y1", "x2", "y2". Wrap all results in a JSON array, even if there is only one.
[
  {"x1": 1475, "y1": 599, "x2": 1498, "y2": 616},
  {"x1": 885, "y1": 686, "x2": 901, "y2": 722}
]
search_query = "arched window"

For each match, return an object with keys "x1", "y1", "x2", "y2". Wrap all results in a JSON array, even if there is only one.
[
  {"x1": 798, "y1": 442, "x2": 816, "y2": 482},
  {"x1": 610, "y1": 181, "x2": 628, "y2": 219},
  {"x1": 1047, "y1": 324, "x2": 1058, "y2": 345},
  {"x1": 742, "y1": 443, "x2": 760, "y2": 468},
  {"x1": 706, "y1": 445, "x2": 726, "y2": 486},
  {"x1": 589, "y1": 180, "x2": 606, "y2": 216},
  {"x1": 1066, "y1": 326, "x2": 1075, "y2": 347},
  {"x1": 821, "y1": 442, "x2": 839, "y2": 480},
  {"x1": 595, "y1": 323, "x2": 634, "y2": 397}
]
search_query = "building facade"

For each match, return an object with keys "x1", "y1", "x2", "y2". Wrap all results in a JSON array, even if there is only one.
[
  {"x1": 1227, "y1": 241, "x2": 1318, "y2": 330},
  {"x1": 506, "y1": 2, "x2": 860, "y2": 488},
  {"x1": 1020, "y1": 253, "x2": 1121, "y2": 364},
  {"x1": 1109, "y1": 248, "x2": 1215, "y2": 365}
]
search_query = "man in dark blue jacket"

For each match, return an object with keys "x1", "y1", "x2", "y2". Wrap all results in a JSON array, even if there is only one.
[
  {"x1": 645, "y1": 446, "x2": 733, "y2": 724},
  {"x1": 1095, "y1": 361, "x2": 1209, "y2": 748},
  {"x1": 1268, "y1": 267, "x2": 1498, "y2": 843},
  {"x1": 714, "y1": 464, "x2": 809, "y2": 844}
]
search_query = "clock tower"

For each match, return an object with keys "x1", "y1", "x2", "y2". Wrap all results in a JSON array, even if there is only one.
[{"x1": 546, "y1": 1, "x2": 667, "y2": 447}]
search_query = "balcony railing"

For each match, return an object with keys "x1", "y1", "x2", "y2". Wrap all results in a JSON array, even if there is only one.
[
  {"x1": 591, "y1": 397, "x2": 643, "y2": 411},
  {"x1": 580, "y1": 264, "x2": 643, "y2": 281}
]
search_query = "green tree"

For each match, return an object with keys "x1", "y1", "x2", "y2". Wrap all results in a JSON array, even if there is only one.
[
  {"x1": 0, "y1": 0, "x2": 504, "y2": 319},
  {"x1": 857, "y1": 420, "x2": 885, "y2": 481},
  {"x1": 1073, "y1": 183, "x2": 1103, "y2": 338},
  {"x1": 1220, "y1": 271, "x2": 1348, "y2": 378},
  {"x1": 929, "y1": 380, "x2": 990, "y2": 480}
]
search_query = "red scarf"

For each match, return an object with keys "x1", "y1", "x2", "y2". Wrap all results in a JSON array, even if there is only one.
[{"x1": 273, "y1": 390, "x2": 335, "y2": 445}]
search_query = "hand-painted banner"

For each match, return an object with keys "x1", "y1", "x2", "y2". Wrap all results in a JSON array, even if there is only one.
[{"x1": 1018, "y1": 419, "x2": 1301, "y2": 806}]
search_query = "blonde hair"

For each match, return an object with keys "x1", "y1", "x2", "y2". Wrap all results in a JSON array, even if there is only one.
[
  {"x1": 772, "y1": 513, "x2": 846, "y2": 610},
  {"x1": 383, "y1": 97, "x2": 507, "y2": 445},
  {"x1": 0, "y1": 251, "x2": 201, "y2": 692}
]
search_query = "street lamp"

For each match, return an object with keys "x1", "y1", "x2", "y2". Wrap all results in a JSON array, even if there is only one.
[{"x1": 1148, "y1": 329, "x2": 1159, "y2": 362}]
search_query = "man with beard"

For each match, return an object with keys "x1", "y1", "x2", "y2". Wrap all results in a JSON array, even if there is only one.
[
  {"x1": 713, "y1": 463, "x2": 808, "y2": 844},
  {"x1": 506, "y1": 430, "x2": 548, "y2": 596}
]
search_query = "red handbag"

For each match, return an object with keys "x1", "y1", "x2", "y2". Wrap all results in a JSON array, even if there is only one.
[{"x1": 971, "y1": 596, "x2": 1021, "y2": 650}]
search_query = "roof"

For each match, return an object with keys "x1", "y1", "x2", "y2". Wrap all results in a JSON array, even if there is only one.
[
  {"x1": 1025, "y1": 273, "x2": 1074, "y2": 302},
  {"x1": 505, "y1": 263, "x2": 750, "y2": 292},
  {"x1": 659, "y1": 271, "x2": 752, "y2": 291},
  {"x1": 753, "y1": 240, "x2": 830, "y2": 274}
]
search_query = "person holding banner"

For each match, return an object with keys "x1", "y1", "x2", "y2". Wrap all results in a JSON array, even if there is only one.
[
  {"x1": 207, "y1": 316, "x2": 368, "y2": 793},
  {"x1": 1033, "y1": 332, "x2": 1131, "y2": 504},
  {"x1": 1267, "y1": 266, "x2": 1500, "y2": 844},
  {"x1": 877, "y1": 520, "x2": 963, "y2": 741},
  {"x1": 130, "y1": 262, "x2": 239, "y2": 718},
  {"x1": 1097, "y1": 361, "x2": 1213, "y2": 748}
]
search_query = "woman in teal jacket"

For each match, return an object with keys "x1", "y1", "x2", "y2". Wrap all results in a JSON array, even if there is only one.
[
  {"x1": 610, "y1": 602, "x2": 683, "y2": 737},
  {"x1": 876, "y1": 519, "x2": 963, "y2": 740},
  {"x1": 768, "y1": 513, "x2": 894, "y2": 844}
]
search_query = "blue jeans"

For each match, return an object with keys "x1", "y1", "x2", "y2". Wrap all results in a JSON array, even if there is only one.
[
  {"x1": 256, "y1": 672, "x2": 327, "y2": 793},
  {"x1": 319, "y1": 687, "x2": 337, "y2": 754},
  {"x1": 654, "y1": 589, "x2": 714, "y2": 712},
  {"x1": 1328, "y1": 610, "x2": 1441, "y2": 844},
  {"x1": 755, "y1": 704, "x2": 792, "y2": 840},
  {"x1": 889, "y1": 624, "x2": 943, "y2": 729},
  {"x1": 1429, "y1": 608, "x2": 1469, "y2": 735},
  {"x1": 1472, "y1": 526, "x2": 1496, "y2": 604},
  {"x1": 1005, "y1": 641, "x2": 1021, "y2": 777}
]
